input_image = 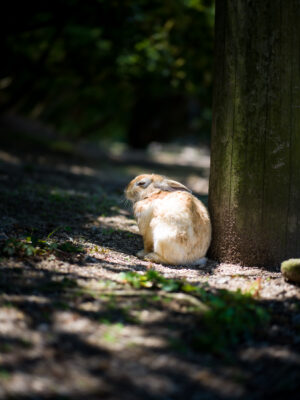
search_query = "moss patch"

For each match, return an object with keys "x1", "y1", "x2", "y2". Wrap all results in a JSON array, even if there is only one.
[{"x1": 281, "y1": 259, "x2": 300, "y2": 283}]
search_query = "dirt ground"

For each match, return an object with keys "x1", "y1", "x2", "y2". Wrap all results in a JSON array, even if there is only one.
[{"x1": 0, "y1": 130, "x2": 300, "y2": 400}]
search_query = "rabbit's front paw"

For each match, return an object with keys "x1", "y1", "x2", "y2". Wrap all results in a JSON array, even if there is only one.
[
  {"x1": 143, "y1": 252, "x2": 166, "y2": 265},
  {"x1": 136, "y1": 249, "x2": 147, "y2": 258}
]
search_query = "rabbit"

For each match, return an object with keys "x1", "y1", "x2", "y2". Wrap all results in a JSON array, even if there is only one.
[{"x1": 125, "y1": 174, "x2": 211, "y2": 265}]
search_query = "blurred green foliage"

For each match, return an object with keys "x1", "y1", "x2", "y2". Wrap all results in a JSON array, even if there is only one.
[{"x1": 1, "y1": 0, "x2": 214, "y2": 146}]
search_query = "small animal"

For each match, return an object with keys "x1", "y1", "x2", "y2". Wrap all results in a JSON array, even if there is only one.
[{"x1": 125, "y1": 174, "x2": 211, "y2": 265}]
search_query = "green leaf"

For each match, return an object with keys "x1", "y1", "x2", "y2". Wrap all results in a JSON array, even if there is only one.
[{"x1": 161, "y1": 280, "x2": 180, "y2": 292}]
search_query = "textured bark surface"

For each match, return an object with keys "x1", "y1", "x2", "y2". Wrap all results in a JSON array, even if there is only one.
[{"x1": 209, "y1": 0, "x2": 300, "y2": 267}]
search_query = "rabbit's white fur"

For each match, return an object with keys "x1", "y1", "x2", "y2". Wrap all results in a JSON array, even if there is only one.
[{"x1": 125, "y1": 174, "x2": 211, "y2": 265}]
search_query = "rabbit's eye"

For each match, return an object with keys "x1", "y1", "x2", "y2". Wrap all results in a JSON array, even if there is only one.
[
  {"x1": 136, "y1": 178, "x2": 151, "y2": 188},
  {"x1": 137, "y1": 180, "x2": 146, "y2": 186}
]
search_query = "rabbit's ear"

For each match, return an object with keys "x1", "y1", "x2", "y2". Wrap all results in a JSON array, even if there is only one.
[{"x1": 154, "y1": 179, "x2": 191, "y2": 193}]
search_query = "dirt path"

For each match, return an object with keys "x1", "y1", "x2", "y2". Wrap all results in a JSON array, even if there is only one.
[{"x1": 0, "y1": 134, "x2": 300, "y2": 399}]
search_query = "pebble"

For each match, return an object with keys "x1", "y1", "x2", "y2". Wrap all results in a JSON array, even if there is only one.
[
  {"x1": 85, "y1": 256, "x2": 98, "y2": 264},
  {"x1": 217, "y1": 277, "x2": 229, "y2": 284}
]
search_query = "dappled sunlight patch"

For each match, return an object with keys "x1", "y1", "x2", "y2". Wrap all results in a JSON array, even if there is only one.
[
  {"x1": 240, "y1": 346, "x2": 300, "y2": 364},
  {"x1": 186, "y1": 174, "x2": 209, "y2": 195},
  {"x1": 0, "y1": 364, "x2": 109, "y2": 398},
  {"x1": 0, "y1": 150, "x2": 22, "y2": 166},
  {"x1": 88, "y1": 323, "x2": 168, "y2": 351},
  {"x1": 147, "y1": 143, "x2": 210, "y2": 169},
  {"x1": 69, "y1": 164, "x2": 99, "y2": 177},
  {"x1": 53, "y1": 310, "x2": 94, "y2": 334},
  {"x1": 95, "y1": 215, "x2": 138, "y2": 232},
  {"x1": 192, "y1": 369, "x2": 245, "y2": 398},
  {"x1": 206, "y1": 263, "x2": 300, "y2": 301},
  {"x1": 0, "y1": 306, "x2": 27, "y2": 334}
]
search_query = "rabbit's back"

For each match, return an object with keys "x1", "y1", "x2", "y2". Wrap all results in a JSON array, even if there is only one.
[{"x1": 135, "y1": 191, "x2": 211, "y2": 264}]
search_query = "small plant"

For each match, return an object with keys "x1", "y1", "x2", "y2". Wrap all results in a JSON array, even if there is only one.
[
  {"x1": 124, "y1": 232, "x2": 135, "y2": 238},
  {"x1": 0, "y1": 228, "x2": 85, "y2": 258},
  {"x1": 120, "y1": 270, "x2": 181, "y2": 291},
  {"x1": 193, "y1": 287, "x2": 269, "y2": 353},
  {"x1": 101, "y1": 227, "x2": 116, "y2": 236},
  {"x1": 244, "y1": 277, "x2": 262, "y2": 298},
  {"x1": 58, "y1": 241, "x2": 84, "y2": 253},
  {"x1": 120, "y1": 270, "x2": 270, "y2": 354},
  {"x1": 1, "y1": 237, "x2": 45, "y2": 257}
]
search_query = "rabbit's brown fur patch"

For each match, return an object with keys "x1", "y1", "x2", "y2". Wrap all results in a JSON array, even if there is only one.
[{"x1": 125, "y1": 174, "x2": 211, "y2": 265}]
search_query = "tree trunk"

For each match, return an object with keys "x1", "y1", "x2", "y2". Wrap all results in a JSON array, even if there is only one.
[{"x1": 209, "y1": 0, "x2": 300, "y2": 267}]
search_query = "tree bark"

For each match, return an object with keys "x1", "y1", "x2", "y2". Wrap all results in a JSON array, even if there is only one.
[{"x1": 209, "y1": 0, "x2": 300, "y2": 267}]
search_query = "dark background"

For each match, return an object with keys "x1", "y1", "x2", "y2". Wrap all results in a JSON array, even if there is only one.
[{"x1": 0, "y1": 0, "x2": 214, "y2": 149}]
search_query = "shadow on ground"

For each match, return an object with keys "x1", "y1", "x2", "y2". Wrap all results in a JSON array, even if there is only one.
[
  {"x1": 0, "y1": 260, "x2": 300, "y2": 399},
  {"x1": 1, "y1": 131, "x2": 300, "y2": 399}
]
